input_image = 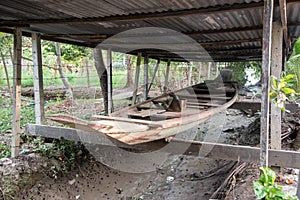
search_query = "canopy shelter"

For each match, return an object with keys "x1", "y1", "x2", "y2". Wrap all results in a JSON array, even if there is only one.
[
  {"x1": 0, "y1": 0, "x2": 299, "y2": 61},
  {"x1": 1, "y1": 0, "x2": 300, "y2": 169}
]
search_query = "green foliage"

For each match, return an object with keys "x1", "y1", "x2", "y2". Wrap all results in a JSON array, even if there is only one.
[
  {"x1": 253, "y1": 167, "x2": 298, "y2": 200},
  {"x1": 227, "y1": 61, "x2": 261, "y2": 85},
  {"x1": 286, "y1": 38, "x2": 300, "y2": 93},
  {"x1": 270, "y1": 73, "x2": 297, "y2": 112}
]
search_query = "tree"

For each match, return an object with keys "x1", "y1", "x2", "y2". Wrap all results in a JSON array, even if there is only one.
[
  {"x1": 55, "y1": 42, "x2": 73, "y2": 100},
  {"x1": 124, "y1": 54, "x2": 133, "y2": 88},
  {"x1": 93, "y1": 48, "x2": 108, "y2": 114}
]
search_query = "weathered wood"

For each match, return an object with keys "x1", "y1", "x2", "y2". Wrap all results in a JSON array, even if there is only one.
[
  {"x1": 177, "y1": 94, "x2": 231, "y2": 100},
  {"x1": 143, "y1": 55, "x2": 149, "y2": 101},
  {"x1": 279, "y1": 0, "x2": 290, "y2": 51},
  {"x1": 132, "y1": 52, "x2": 142, "y2": 105},
  {"x1": 25, "y1": 124, "x2": 300, "y2": 169},
  {"x1": 148, "y1": 59, "x2": 160, "y2": 93},
  {"x1": 92, "y1": 115, "x2": 163, "y2": 128},
  {"x1": 12, "y1": 28, "x2": 22, "y2": 158},
  {"x1": 107, "y1": 49, "x2": 113, "y2": 114},
  {"x1": 271, "y1": 21, "x2": 283, "y2": 151},
  {"x1": 188, "y1": 62, "x2": 193, "y2": 85},
  {"x1": 207, "y1": 62, "x2": 211, "y2": 79},
  {"x1": 261, "y1": 0, "x2": 274, "y2": 166},
  {"x1": 32, "y1": 33, "x2": 44, "y2": 125},
  {"x1": 163, "y1": 59, "x2": 171, "y2": 94}
]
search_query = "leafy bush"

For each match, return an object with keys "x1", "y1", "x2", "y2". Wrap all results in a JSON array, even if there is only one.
[
  {"x1": 253, "y1": 166, "x2": 298, "y2": 200},
  {"x1": 270, "y1": 73, "x2": 298, "y2": 112}
]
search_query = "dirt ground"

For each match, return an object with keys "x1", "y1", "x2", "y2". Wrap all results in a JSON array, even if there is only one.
[{"x1": 1, "y1": 87, "x2": 300, "y2": 200}]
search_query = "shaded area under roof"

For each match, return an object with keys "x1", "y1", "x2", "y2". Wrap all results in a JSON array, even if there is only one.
[{"x1": 0, "y1": 0, "x2": 299, "y2": 62}]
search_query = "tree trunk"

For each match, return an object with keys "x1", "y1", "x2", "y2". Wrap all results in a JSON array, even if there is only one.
[
  {"x1": 125, "y1": 54, "x2": 133, "y2": 88},
  {"x1": 93, "y1": 48, "x2": 108, "y2": 114},
  {"x1": 1, "y1": 51, "x2": 12, "y2": 97},
  {"x1": 54, "y1": 42, "x2": 73, "y2": 100}
]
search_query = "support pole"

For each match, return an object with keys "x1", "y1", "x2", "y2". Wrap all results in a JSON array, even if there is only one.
[
  {"x1": 188, "y1": 62, "x2": 193, "y2": 85},
  {"x1": 143, "y1": 55, "x2": 149, "y2": 101},
  {"x1": 32, "y1": 33, "x2": 44, "y2": 125},
  {"x1": 207, "y1": 62, "x2": 211, "y2": 79},
  {"x1": 148, "y1": 59, "x2": 160, "y2": 94},
  {"x1": 132, "y1": 52, "x2": 142, "y2": 105},
  {"x1": 163, "y1": 59, "x2": 171, "y2": 94},
  {"x1": 260, "y1": 0, "x2": 274, "y2": 167},
  {"x1": 107, "y1": 49, "x2": 113, "y2": 114},
  {"x1": 11, "y1": 28, "x2": 22, "y2": 158},
  {"x1": 270, "y1": 21, "x2": 283, "y2": 151}
]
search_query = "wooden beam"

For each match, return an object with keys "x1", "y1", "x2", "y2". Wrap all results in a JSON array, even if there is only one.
[
  {"x1": 11, "y1": 28, "x2": 22, "y2": 158},
  {"x1": 148, "y1": 59, "x2": 160, "y2": 93},
  {"x1": 107, "y1": 49, "x2": 113, "y2": 114},
  {"x1": 163, "y1": 59, "x2": 171, "y2": 94},
  {"x1": 32, "y1": 33, "x2": 44, "y2": 125},
  {"x1": 25, "y1": 124, "x2": 300, "y2": 169},
  {"x1": 143, "y1": 55, "x2": 149, "y2": 101},
  {"x1": 279, "y1": 0, "x2": 291, "y2": 52},
  {"x1": 132, "y1": 52, "x2": 142, "y2": 105},
  {"x1": 261, "y1": 0, "x2": 274, "y2": 166},
  {"x1": 270, "y1": 22, "x2": 283, "y2": 151}
]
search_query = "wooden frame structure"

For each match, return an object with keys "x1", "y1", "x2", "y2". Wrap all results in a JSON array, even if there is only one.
[{"x1": 2, "y1": 0, "x2": 300, "y2": 172}]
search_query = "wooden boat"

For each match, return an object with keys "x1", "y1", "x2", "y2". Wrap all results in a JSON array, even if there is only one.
[{"x1": 47, "y1": 81, "x2": 238, "y2": 145}]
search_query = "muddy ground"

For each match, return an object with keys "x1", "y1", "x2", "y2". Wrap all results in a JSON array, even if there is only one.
[{"x1": 1, "y1": 86, "x2": 299, "y2": 200}]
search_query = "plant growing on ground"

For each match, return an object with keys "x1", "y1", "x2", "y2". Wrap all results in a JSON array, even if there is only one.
[
  {"x1": 253, "y1": 166, "x2": 298, "y2": 200},
  {"x1": 270, "y1": 73, "x2": 298, "y2": 112}
]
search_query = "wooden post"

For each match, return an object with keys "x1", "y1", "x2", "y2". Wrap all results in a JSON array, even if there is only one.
[
  {"x1": 107, "y1": 49, "x2": 113, "y2": 114},
  {"x1": 207, "y1": 62, "x2": 211, "y2": 79},
  {"x1": 188, "y1": 62, "x2": 193, "y2": 85},
  {"x1": 148, "y1": 59, "x2": 160, "y2": 93},
  {"x1": 11, "y1": 28, "x2": 22, "y2": 158},
  {"x1": 260, "y1": 0, "x2": 274, "y2": 167},
  {"x1": 270, "y1": 21, "x2": 283, "y2": 151},
  {"x1": 163, "y1": 59, "x2": 171, "y2": 94},
  {"x1": 32, "y1": 33, "x2": 44, "y2": 125},
  {"x1": 132, "y1": 52, "x2": 142, "y2": 105},
  {"x1": 143, "y1": 55, "x2": 149, "y2": 101}
]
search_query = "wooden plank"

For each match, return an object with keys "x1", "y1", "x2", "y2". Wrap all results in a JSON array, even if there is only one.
[
  {"x1": 261, "y1": 0, "x2": 274, "y2": 166},
  {"x1": 271, "y1": 21, "x2": 283, "y2": 151},
  {"x1": 163, "y1": 59, "x2": 171, "y2": 93},
  {"x1": 12, "y1": 28, "x2": 22, "y2": 158},
  {"x1": 32, "y1": 33, "x2": 44, "y2": 125},
  {"x1": 143, "y1": 55, "x2": 149, "y2": 101},
  {"x1": 92, "y1": 115, "x2": 163, "y2": 128},
  {"x1": 128, "y1": 109, "x2": 164, "y2": 118},
  {"x1": 148, "y1": 59, "x2": 160, "y2": 93},
  {"x1": 132, "y1": 52, "x2": 141, "y2": 105},
  {"x1": 107, "y1": 49, "x2": 113, "y2": 114},
  {"x1": 177, "y1": 94, "x2": 231, "y2": 100},
  {"x1": 25, "y1": 124, "x2": 300, "y2": 169}
]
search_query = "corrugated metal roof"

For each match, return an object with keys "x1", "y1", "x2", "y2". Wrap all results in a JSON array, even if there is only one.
[{"x1": 0, "y1": 0, "x2": 299, "y2": 62}]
